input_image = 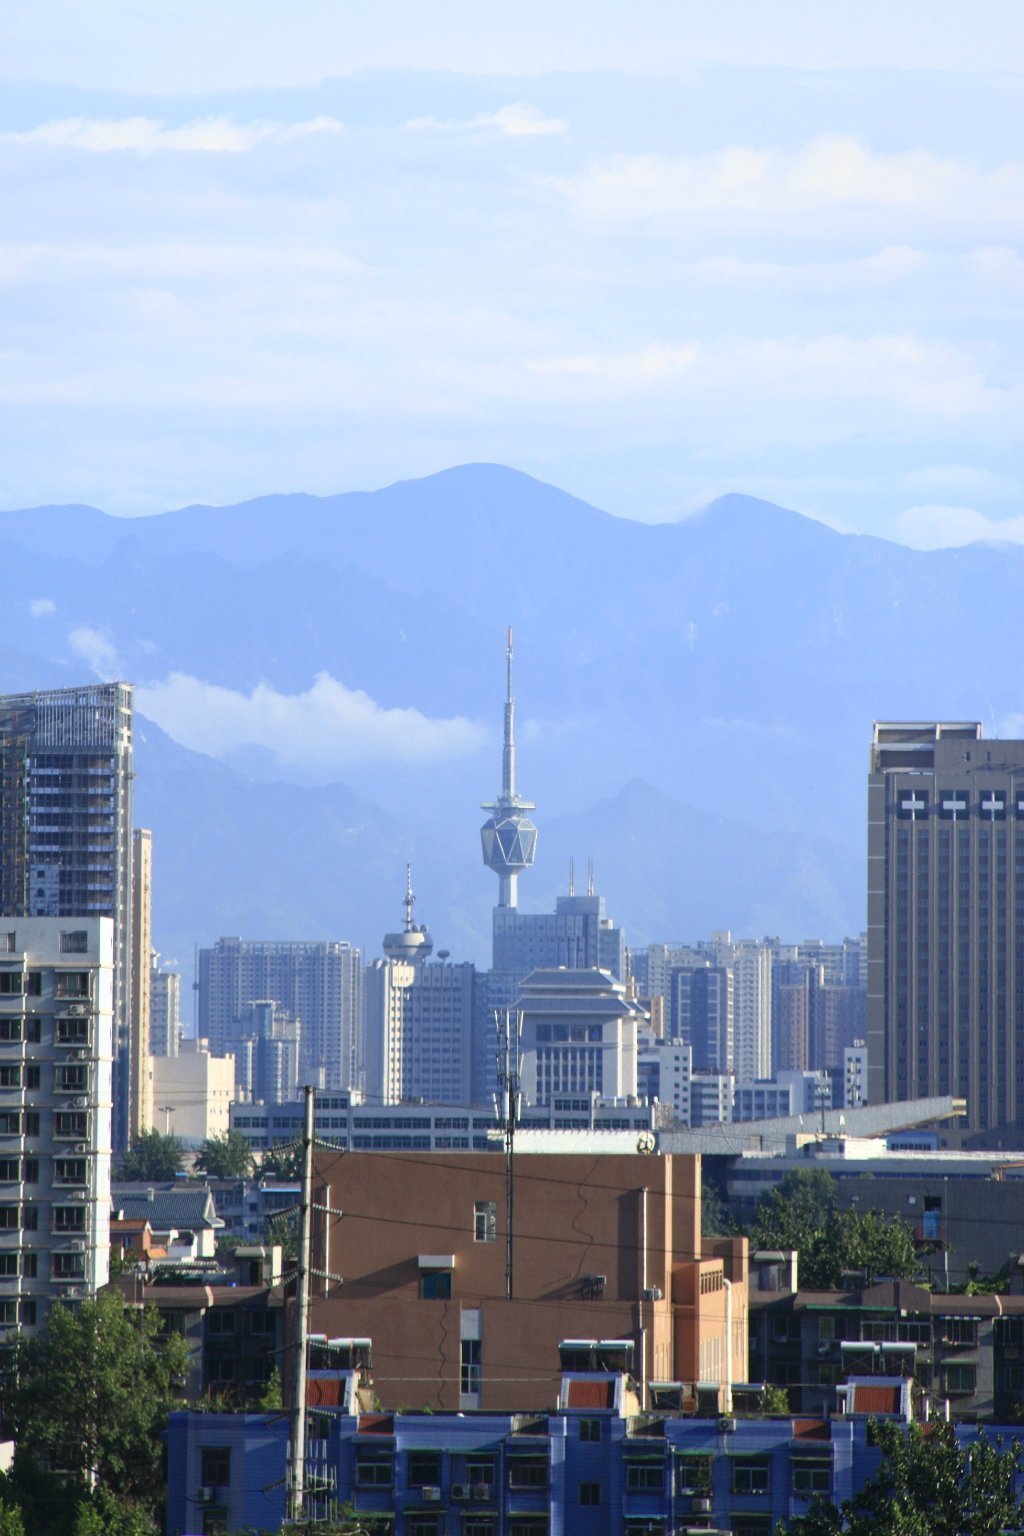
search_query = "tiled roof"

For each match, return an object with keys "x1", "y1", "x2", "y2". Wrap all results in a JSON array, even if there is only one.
[
  {"x1": 111, "y1": 1187, "x2": 220, "y2": 1230},
  {"x1": 358, "y1": 1413, "x2": 394, "y2": 1434},
  {"x1": 566, "y1": 1379, "x2": 615, "y2": 1408},
  {"x1": 308, "y1": 1378, "x2": 345, "y2": 1407},
  {"x1": 792, "y1": 1419, "x2": 830, "y2": 1440},
  {"x1": 849, "y1": 1384, "x2": 901, "y2": 1415}
]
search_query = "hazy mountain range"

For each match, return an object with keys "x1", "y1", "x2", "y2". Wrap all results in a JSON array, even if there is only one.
[{"x1": 2, "y1": 464, "x2": 1020, "y2": 995}]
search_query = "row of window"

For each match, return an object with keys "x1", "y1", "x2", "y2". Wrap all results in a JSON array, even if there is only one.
[{"x1": 0, "y1": 972, "x2": 91, "y2": 997}]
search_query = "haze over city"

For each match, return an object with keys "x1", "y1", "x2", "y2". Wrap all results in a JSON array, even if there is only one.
[{"x1": 2, "y1": 7, "x2": 1024, "y2": 1536}]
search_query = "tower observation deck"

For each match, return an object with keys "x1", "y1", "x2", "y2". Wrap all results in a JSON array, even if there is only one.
[{"x1": 480, "y1": 628, "x2": 538, "y2": 909}]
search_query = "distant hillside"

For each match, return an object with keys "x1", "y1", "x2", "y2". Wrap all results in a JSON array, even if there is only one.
[{"x1": 4, "y1": 462, "x2": 1020, "y2": 984}]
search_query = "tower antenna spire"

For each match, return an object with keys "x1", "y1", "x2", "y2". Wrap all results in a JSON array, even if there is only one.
[
  {"x1": 403, "y1": 862, "x2": 415, "y2": 932},
  {"x1": 568, "y1": 857, "x2": 574, "y2": 897},
  {"x1": 480, "y1": 627, "x2": 537, "y2": 910}
]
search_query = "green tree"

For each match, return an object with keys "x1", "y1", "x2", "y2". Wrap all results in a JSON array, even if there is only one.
[
  {"x1": 194, "y1": 1130, "x2": 255, "y2": 1178},
  {"x1": 265, "y1": 1207, "x2": 299, "y2": 1260},
  {"x1": 0, "y1": 1505, "x2": 24, "y2": 1536},
  {"x1": 1, "y1": 1291, "x2": 188, "y2": 1524},
  {"x1": 117, "y1": 1128, "x2": 184, "y2": 1182},
  {"x1": 782, "y1": 1419, "x2": 1024, "y2": 1536},
  {"x1": 260, "y1": 1141, "x2": 302, "y2": 1179},
  {"x1": 751, "y1": 1169, "x2": 916, "y2": 1290},
  {"x1": 701, "y1": 1173, "x2": 733, "y2": 1237},
  {"x1": 74, "y1": 1488, "x2": 157, "y2": 1536}
]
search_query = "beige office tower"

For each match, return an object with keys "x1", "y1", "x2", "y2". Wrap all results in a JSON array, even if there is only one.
[
  {"x1": 130, "y1": 828, "x2": 153, "y2": 1137},
  {"x1": 868, "y1": 722, "x2": 1024, "y2": 1142}
]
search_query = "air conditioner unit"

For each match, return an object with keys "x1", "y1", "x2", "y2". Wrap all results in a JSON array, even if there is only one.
[
  {"x1": 71, "y1": 1190, "x2": 88, "y2": 1201},
  {"x1": 473, "y1": 1483, "x2": 492, "y2": 1500},
  {"x1": 451, "y1": 1484, "x2": 470, "y2": 1501},
  {"x1": 422, "y1": 1487, "x2": 441, "y2": 1502},
  {"x1": 73, "y1": 1143, "x2": 88, "y2": 1155},
  {"x1": 70, "y1": 1240, "x2": 85, "y2": 1252},
  {"x1": 70, "y1": 1050, "x2": 88, "y2": 1061},
  {"x1": 196, "y1": 1487, "x2": 214, "y2": 1504},
  {"x1": 72, "y1": 1098, "x2": 87, "y2": 1109},
  {"x1": 718, "y1": 1416, "x2": 737, "y2": 1434},
  {"x1": 68, "y1": 1005, "x2": 86, "y2": 1016}
]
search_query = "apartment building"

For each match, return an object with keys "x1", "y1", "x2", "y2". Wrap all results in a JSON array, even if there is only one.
[{"x1": 0, "y1": 917, "x2": 113, "y2": 1336}]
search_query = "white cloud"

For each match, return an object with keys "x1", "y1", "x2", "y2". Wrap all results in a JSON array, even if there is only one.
[
  {"x1": 7, "y1": 115, "x2": 344, "y2": 154},
  {"x1": 406, "y1": 102, "x2": 566, "y2": 136},
  {"x1": 69, "y1": 626, "x2": 120, "y2": 676},
  {"x1": 29, "y1": 597, "x2": 56, "y2": 617},
  {"x1": 893, "y1": 503, "x2": 1024, "y2": 550},
  {"x1": 135, "y1": 672, "x2": 487, "y2": 768},
  {"x1": 550, "y1": 134, "x2": 1024, "y2": 222}
]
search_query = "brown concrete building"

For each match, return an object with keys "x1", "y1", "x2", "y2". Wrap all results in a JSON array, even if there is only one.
[{"x1": 309, "y1": 1149, "x2": 747, "y2": 1413}]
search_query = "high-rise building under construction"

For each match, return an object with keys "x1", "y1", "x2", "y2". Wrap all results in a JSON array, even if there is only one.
[{"x1": 0, "y1": 683, "x2": 137, "y2": 1148}]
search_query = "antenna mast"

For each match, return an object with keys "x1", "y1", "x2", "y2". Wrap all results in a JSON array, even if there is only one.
[{"x1": 495, "y1": 1009, "x2": 522, "y2": 1300}]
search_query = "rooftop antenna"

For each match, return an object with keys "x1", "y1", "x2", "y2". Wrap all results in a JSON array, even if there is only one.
[
  {"x1": 587, "y1": 857, "x2": 595, "y2": 897},
  {"x1": 403, "y1": 862, "x2": 415, "y2": 932},
  {"x1": 568, "y1": 857, "x2": 574, "y2": 897}
]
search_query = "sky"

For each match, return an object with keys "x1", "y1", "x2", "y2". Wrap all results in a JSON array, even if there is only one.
[{"x1": 0, "y1": 1, "x2": 1021, "y2": 545}]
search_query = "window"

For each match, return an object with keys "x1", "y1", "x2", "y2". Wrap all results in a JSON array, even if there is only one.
[
  {"x1": 60, "y1": 931, "x2": 88, "y2": 954},
  {"x1": 248, "y1": 1310, "x2": 276, "y2": 1337},
  {"x1": 732, "y1": 1519, "x2": 772, "y2": 1536},
  {"x1": 676, "y1": 1455, "x2": 712, "y2": 1495},
  {"x1": 732, "y1": 1457, "x2": 771, "y2": 1495},
  {"x1": 53, "y1": 1253, "x2": 85, "y2": 1279},
  {"x1": 21, "y1": 1206, "x2": 37, "y2": 1231},
  {"x1": 54, "y1": 1159, "x2": 86, "y2": 1184},
  {"x1": 0, "y1": 1161, "x2": 18, "y2": 1182},
  {"x1": 0, "y1": 1255, "x2": 17, "y2": 1277},
  {"x1": 0, "y1": 976, "x2": 23, "y2": 996},
  {"x1": 408, "y1": 1519, "x2": 440, "y2": 1536},
  {"x1": 465, "y1": 1456, "x2": 495, "y2": 1485},
  {"x1": 420, "y1": 1271, "x2": 452, "y2": 1300},
  {"x1": 355, "y1": 1456, "x2": 393, "y2": 1487},
  {"x1": 56, "y1": 1018, "x2": 89, "y2": 1045},
  {"x1": 200, "y1": 1446, "x2": 231, "y2": 1487},
  {"x1": 54, "y1": 1207, "x2": 86, "y2": 1232},
  {"x1": 0, "y1": 1207, "x2": 18, "y2": 1230},
  {"x1": 19, "y1": 1299, "x2": 36, "y2": 1327},
  {"x1": 945, "y1": 1364, "x2": 976, "y2": 1395},
  {"x1": 625, "y1": 1462, "x2": 663, "y2": 1491},
  {"x1": 408, "y1": 1451, "x2": 441, "y2": 1486},
  {"x1": 578, "y1": 1419, "x2": 601, "y2": 1442},
  {"x1": 509, "y1": 1523, "x2": 548, "y2": 1536},
  {"x1": 21, "y1": 1252, "x2": 37, "y2": 1279},
  {"x1": 579, "y1": 1482, "x2": 601, "y2": 1505},
  {"x1": 55, "y1": 972, "x2": 89, "y2": 999},
  {"x1": 461, "y1": 1339, "x2": 481, "y2": 1397},
  {"x1": 793, "y1": 1460, "x2": 832, "y2": 1498},
  {"x1": 939, "y1": 1316, "x2": 979, "y2": 1347},
  {"x1": 56, "y1": 1066, "x2": 87, "y2": 1093},
  {"x1": 474, "y1": 1201, "x2": 497, "y2": 1242},
  {"x1": 0, "y1": 1021, "x2": 21, "y2": 1041},
  {"x1": 206, "y1": 1310, "x2": 237, "y2": 1336},
  {"x1": 508, "y1": 1457, "x2": 547, "y2": 1489}
]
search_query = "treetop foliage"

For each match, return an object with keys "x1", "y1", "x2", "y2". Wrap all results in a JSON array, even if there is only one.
[
  {"x1": 116, "y1": 1128, "x2": 184, "y2": 1182},
  {"x1": 783, "y1": 1418, "x2": 1024, "y2": 1535},
  {"x1": 750, "y1": 1167, "x2": 917, "y2": 1290}
]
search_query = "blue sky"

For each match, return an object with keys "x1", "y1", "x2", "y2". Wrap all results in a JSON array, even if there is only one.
[{"x1": 1, "y1": 1, "x2": 1021, "y2": 543}]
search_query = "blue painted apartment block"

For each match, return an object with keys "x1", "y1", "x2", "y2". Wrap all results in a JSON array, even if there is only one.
[{"x1": 167, "y1": 1387, "x2": 1024, "y2": 1536}]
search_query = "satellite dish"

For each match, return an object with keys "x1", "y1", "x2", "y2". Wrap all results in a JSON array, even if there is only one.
[{"x1": 637, "y1": 1131, "x2": 656, "y2": 1154}]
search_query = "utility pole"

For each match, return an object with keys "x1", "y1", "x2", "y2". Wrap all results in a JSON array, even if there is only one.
[
  {"x1": 290, "y1": 1084, "x2": 315, "y2": 1523},
  {"x1": 157, "y1": 1104, "x2": 175, "y2": 1137},
  {"x1": 495, "y1": 1010, "x2": 522, "y2": 1300}
]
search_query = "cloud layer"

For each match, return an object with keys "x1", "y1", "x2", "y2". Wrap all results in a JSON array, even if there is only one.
[
  {"x1": 0, "y1": 43, "x2": 1019, "y2": 543},
  {"x1": 135, "y1": 672, "x2": 486, "y2": 769}
]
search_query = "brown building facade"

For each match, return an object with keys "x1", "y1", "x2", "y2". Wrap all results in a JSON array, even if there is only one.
[{"x1": 309, "y1": 1149, "x2": 747, "y2": 1413}]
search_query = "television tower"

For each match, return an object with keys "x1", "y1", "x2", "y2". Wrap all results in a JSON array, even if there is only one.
[{"x1": 480, "y1": 627, "x2": 537, "y2": 909}]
